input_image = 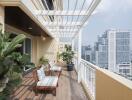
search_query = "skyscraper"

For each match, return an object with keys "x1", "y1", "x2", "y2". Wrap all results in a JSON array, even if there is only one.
[
  {"x1": 93, "y1": 29, "x2": 132, "y2": 78},
  {"x1": 94, "y1": 34, "x2": 108, "y2": 69},
  {"x1": 82, "y1": 45, "x2": 92, "y2": 62},
  {"x1": 107, "y1": 29, "x2": 131, "y2": 76}
]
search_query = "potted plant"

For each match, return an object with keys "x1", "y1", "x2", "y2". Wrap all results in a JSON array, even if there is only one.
[
  {"x1": 60, "y1": 45, "x2": 74, "y2": 71},
  {"x1": 39, "y1": 56, "x2": 49, "y2": 66},
  {"x1": 0, "y1": 31, "x2": 26, "y2": 92}
]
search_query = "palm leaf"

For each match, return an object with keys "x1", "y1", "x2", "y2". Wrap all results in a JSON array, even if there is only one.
[{"x1": 4, "y1": 34, "x2": 26, "y2": 57}]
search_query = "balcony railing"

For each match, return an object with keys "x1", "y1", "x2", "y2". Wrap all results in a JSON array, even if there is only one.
[
  {"x1": 74, "y1": 58, "x2": 132, "y2": 100},
  {"x1": 80, "y1": 59, "x2": 96, "y2": 99}
]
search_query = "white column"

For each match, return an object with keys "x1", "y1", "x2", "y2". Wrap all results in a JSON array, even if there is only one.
[
  {"x1": 78, "y1": 29, "x2": 82, "y2": 83},
  {"x1": 0, "y1": 6, "x2": 5, "y2": 32},
  {"x1": 72, "y1": 37, "x2": 74, "y2": 51}
]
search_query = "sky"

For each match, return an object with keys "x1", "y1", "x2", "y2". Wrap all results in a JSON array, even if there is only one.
[{"x1": 82, "y1": 0, "x2": 132, "y2": 46}]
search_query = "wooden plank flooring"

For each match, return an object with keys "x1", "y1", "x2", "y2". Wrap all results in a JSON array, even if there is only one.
[{"x1": 10, "y1": 68, "x2": 88, "y2": 100}]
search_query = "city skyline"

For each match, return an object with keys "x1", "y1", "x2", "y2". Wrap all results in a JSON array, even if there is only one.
[
  {"x1": 81, "y1": 29, "x2": 132, "y2": 80},
  {"x1": 82, "y1": 0, "x2": 132, "y2": 46}
]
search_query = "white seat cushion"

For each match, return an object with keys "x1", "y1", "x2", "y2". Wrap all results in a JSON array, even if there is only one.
[
  {"x1": 37, "y1": 76, "x2": 58, "y2": 87},
  {"x1": 37, "y1": 67, "x2": 45, "y2": 81},
  {"x1": 49, "y1": 62, "x2": 61, "y2": 71},
  {"x1": 50, "y1": 67, "x2": 61, "y2": 71}
]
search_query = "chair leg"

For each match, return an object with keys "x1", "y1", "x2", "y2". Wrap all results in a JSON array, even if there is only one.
[
  {"x1": 59, "y1": 71, "x2": 61, "y2": 77},
  {"x1": 53, "y1": 88, "x2": 56, "y2": 96},
  {"x1": 34, "y1": 87, "x2": 38, "y2": 96},
  {"x1": 57, "y1": 82, "x2": 58, "y2": 87}
]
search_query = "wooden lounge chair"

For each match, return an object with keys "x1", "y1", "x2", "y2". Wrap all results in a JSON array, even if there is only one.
[
  {"x1": 32, "y1": 67, "x2": 58, "y2": 96},
  {"x1": 48, "y1": 61, "x2": 62, "y2": 76}
]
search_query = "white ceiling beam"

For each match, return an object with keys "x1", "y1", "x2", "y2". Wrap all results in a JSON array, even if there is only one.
[
  {"x1": 49, "y1": 30, "x2": 78, "y2": 32},
  {"x1": 52, "y1": 31, "x2": 76, "y2": 33},
  {"x1": 33, "y1": 10, "x2": 88, "y2": 16},
  {"x1": 43, "y1": 22, "x2": 82, "y2": 26},
  {"x1": 48, "y1": 28, "x2": 78, "y2": 31},
  {"x1": 73, "y1": 0, "x2": 101, "y2": 38},
  {"x1": 46, "y1": 25, "x2": 80, "y2": 28}
]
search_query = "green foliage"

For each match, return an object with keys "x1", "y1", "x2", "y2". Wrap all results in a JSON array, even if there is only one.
[
  {"x1": 59, "y1": 45, "x2": 74, "y2": 64},
  {"x1": 9, "y1": 52, "x2": 23, "y2": 73},
  {"x1": 39, "y1": 56, "x2": 49, "y2": 65},
  {"x1": 0, "y1": 31, "x2": 26, "y2": 59},
  {"x1": 0, "y1": 31, "x2": 26, "y2": 78},
  {"x1": 10, "y1": 52, "x2": 35, "y2": 73},
  {"x1": 57, "y1": 52, "x2": 60, "y2": 61},
  {"x1": 0, "y1": 72, "x2": 22, "y2": 99}
]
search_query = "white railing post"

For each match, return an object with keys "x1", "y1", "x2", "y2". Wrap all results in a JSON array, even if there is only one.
[
  {"x1": 81, "y1": 59, "x2": 96, "y2": 100},
  {"x1": 78, "y1": 29, "x2": 82, "y2": 83}
]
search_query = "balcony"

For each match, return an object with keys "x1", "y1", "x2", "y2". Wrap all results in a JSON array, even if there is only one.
[
  {"x1": 8, "y1": 59, "x2": 132, "y2": 100},
  {"x1": 0, "y1": 0, "x2": 132, "y2": 100}
]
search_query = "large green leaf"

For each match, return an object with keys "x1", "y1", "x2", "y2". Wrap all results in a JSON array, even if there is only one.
[
  {"x1": 4, "y1": 34, "x2": 26, "y2": 57},
  {"x1": 0, "y1": 31, "x2": 26, "y2": 79}
]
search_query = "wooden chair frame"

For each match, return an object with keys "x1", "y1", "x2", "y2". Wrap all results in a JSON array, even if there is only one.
[
  {"x1": 32, "y1": 69, "x2": 58, "y2": 96},
  {"x1": 48, "y1": 62, "x2": 62, "y2": 77}
]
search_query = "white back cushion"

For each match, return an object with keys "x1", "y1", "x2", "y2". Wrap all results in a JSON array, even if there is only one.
[
  {"x1": 49, "y1": 61, "x2": 55, "y2": 67},
  {"x1": 37, "y1": 67, "x2": 45, "y2": 81},
  {"x1": 42, "y1": 65, "x2": 46, "y2": 69}
]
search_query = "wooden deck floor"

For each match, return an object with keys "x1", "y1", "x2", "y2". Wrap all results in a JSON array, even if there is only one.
[{"x1": 11, "y1": 68, "x2": 88, "y2": 100}]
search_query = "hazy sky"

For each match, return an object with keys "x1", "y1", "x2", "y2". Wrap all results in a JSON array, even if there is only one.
[{"x1": 82, "y1": 0, "x2": 132, "y2": 45}]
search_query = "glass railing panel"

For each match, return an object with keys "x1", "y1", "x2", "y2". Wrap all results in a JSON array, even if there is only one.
[{"x1": 80, "y1": 59, "x2": 96, "y2": 100}]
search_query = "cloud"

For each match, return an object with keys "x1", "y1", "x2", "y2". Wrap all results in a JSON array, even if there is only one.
[{"x1": 93, "y1": 0, "x2": 132, "y2": 15}]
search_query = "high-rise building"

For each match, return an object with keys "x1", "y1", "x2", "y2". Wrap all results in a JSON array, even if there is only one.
[
  {"x1": 131, "y1": 50, "x2": 132, "y2": 62},
  {"x1": 93, "y1": 29, "x2": 132, "y2": 78},
  {"x1": 93, "y1": 34, "x2": 108, "y2": 69},
  {"x1": 82, "y1": 45, "x2": 92, "y2": 62},
  {"x1": 107, "y1": 29, "x2": 131, "y2": 76}
]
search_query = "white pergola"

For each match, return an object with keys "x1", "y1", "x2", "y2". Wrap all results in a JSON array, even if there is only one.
[{"x1": 33, "y1": 0, "x2": 101, "y2": 40}]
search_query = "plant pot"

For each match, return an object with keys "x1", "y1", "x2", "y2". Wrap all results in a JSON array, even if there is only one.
[{"x1": 67, "y1": 63, "x2": 74, "y2": 71}]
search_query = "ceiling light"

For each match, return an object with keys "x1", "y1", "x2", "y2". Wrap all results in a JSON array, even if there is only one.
[
  {"x1": 28, "y1": 27, "x2": 32, "y2": 30},
  {"x1": 41, "y1": 35, "x2": 46, "y2": 41}
]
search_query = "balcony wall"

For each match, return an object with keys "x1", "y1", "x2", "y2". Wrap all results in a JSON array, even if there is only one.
[
  {"x1": 96, "y1": 68, "x2": 132, "y2": 100},
  {"x1": 0, "y1": 5, "x2": 5, "y2": 31},
  {"x1": 35, "y1": 36, "x2": 59, "y2": 65},
  {"x1": 5, "y1": 24, "x2": 59, "y2": 66},
  {"x1": 78, "y1": 59, "x2": 132, "y2": 100}
]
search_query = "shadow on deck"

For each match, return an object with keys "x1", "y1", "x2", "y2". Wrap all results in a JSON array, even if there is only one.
[{"x1": 10, "y1": 68, "x2": 88, "y2": 100}]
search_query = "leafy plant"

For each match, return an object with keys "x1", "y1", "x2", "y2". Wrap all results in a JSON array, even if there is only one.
[
  {"x1": 10, "y1": 52, "x2": 35, "y2": 72},
  {"x1": 56, "y1": 52, "x2": 60, "y2": 62},
  {"x1": 59, "y1": 45, "x2": 74, "y2": 64},
  {"x1": 39, "y1": 56, "x2": 49, "y2": 65},
  {"x1": 0, "y1": 72, "x2": 22, "y2": 99},
  {"x1": 0, "y1": 31, "x2": 26, "y2": 79}
]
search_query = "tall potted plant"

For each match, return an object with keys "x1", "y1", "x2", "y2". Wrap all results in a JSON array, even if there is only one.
[
  {"x1": 0, "y1": 31, "x2": 26, "y2": 92},
  {"x1": 60, "y1": 45, "x2": 74, "y2": 71}
]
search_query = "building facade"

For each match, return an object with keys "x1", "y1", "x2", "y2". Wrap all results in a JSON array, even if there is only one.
[
  {"x1": 95, "y1": 34, "x2": 108, "y2": 69},
  {"x1": 92, "y1": 29, "x2": 132, "y2": 78},
  {"x1": 82, "y1": 45, "x2": 92, "y2": 62},
  {"x1": 107, "y1": 30, "x2": 131, "y2": 77}
]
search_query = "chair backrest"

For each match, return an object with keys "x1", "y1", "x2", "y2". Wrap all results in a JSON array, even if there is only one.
[
  {"x1": 42, "y1": 64, "x2": 46, "y2": 69},
  {"x1": 37, "y1": 67, "x2": 45, "y2": 81},
  {"x1": 33, "y1": 67, "x2": 45, "y2": 82},
  {"x1": 49, "y1": 61, "x2": 55, "y2": 68}
]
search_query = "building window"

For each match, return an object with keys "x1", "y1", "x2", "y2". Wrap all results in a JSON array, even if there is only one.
[{"x1": 24, "y1": 38, "x2": 32, "y2": 61}]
